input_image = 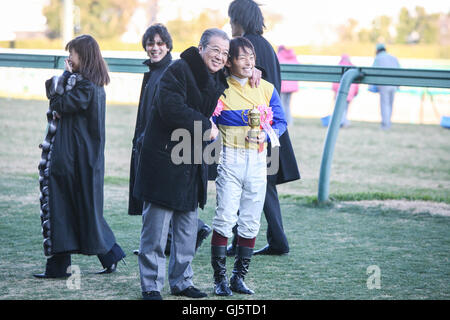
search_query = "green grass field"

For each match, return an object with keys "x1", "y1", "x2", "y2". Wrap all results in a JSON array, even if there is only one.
[{"x1": 0, "y1": 97, "x2": 449, "y2": 300}]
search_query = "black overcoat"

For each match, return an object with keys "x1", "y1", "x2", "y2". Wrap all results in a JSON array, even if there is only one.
[
  {"x1": 133, "y1": 47, "x2": 228, "y2": 212},
  {"x1": 128, "y1": 54, "x2": 172, "y2": 215},
  {"x1": 244, "y1": 33, "x2": 301, "y2": 184},
  {"x1": 46, "y1": 74, "x2": 116, "y2": 255}
]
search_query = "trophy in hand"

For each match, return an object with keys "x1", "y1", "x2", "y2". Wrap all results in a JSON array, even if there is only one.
[{"x1": 247, "y1": 105, "x2": 261, "y2": 143}]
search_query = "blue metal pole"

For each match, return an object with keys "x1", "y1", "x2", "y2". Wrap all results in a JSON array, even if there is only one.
[{"x1": 318, "y1": 68, "x2": 364, "y2": 202}]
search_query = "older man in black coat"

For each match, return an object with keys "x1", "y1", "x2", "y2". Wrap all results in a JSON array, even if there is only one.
[{"x1": 133, "y1": 28, "x2": 229, "y2": 300}]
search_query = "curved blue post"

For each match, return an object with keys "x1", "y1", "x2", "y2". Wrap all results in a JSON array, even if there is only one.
[{"x1": 318, "y1": 68, "x2": 364, "y2": 202}]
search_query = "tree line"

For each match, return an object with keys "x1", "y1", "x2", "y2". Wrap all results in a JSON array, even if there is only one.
[
  {"x1": 337, "y1": 6, "x2": 449, "y2": 45},
  {"x1": 43, "y1": 1, "x2": 448, "y2": 48},
  {"x1": 43, "y1": 0, "x2": 286, "y2": 51}
]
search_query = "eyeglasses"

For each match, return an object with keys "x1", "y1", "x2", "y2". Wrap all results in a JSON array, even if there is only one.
[
  {"x1": 147, "y1": 41, "x2": 166, "y2": 47},
  {"x1": 206, "y1": 45, "x2": 229, "y2": 59}
]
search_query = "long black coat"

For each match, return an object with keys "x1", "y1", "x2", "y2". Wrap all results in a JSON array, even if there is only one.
[
  {"x1": 128, "y1": 54, "x2": 172, "y2": 215},
  {"x1": 133, "y1": 47, "x2": 228, "y2": 212},
  {"x1": 46, "y1": 74, "x2": 116, "y2": 255},
  {"x1": 244, "y1": 33, "x2": 300, "y2": 185}
]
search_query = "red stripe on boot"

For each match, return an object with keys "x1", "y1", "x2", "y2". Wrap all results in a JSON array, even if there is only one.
[
  {"x1": 211, "y1": 230, "x2": 228, "y2": 246},
  {"x1": 237, "y1": 236, "x2": 256, "y2": 248}
]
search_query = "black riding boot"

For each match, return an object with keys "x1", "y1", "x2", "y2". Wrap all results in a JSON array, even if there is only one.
[
  {"x1": 226, "y1": 225, "x2": 238, "y2": 256},
  {"x1": 230, "y1": 246, "x2": 254, "y2": 294},
  {"x1": 33, "y1": 254, "x2": 71, "y2": 279},
  {"x1": 211, "y1": 245, "x2": 232, "y2": 296}
]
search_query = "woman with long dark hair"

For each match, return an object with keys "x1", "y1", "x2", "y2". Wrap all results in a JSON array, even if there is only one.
[{"x1": 34, "y1": 34, "x2": 125, "y2": 278}]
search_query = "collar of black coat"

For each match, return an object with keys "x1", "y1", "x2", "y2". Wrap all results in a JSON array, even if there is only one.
[
  {"x1": 142, "y1": 52, "x2": 172, "y2": 71},
  {"x1": 180, "y1": 46, "x2": 228, "y2": 90},
  {"x1": 143, "y1": 59, "x2": 151, "y2": 70}
]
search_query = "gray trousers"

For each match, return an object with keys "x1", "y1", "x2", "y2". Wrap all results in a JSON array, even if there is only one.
[
  {"x1": 340, "y1": 100, "x2": 349, "y2": 126},
  {"x1": 138, "y1": 201, "x2": 198, "y2": 294},
  {"x1": 281, "y1": 92, "x2": 293, "y2": 126},
  {"x1": 379, "y1": 86, "x2": 397, "y2": 129}
]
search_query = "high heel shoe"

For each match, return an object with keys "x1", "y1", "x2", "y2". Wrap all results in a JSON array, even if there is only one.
[
  {"x1": 96, "y1": 263, "x2": 117, "y2": 274},
  {"x1": 96, "y1": 258, "x2": 126, "y2": 274}
]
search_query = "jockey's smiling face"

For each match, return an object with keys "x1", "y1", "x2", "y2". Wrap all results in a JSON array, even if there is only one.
[{"x1": 226, "y1": 46, "x2": 255, "y2": 79}]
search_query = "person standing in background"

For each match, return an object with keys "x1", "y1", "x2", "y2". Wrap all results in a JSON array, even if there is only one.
[
  {"x1": 372, "y1": 43, "x2": 400, "y2": 130},
  {"x1": 277, "y1": 45, "x2": 299, "y2": 126},
  {"x1": 128, "y1": 24, "x2": 212, "y2": 256},
  {"x1": 128, "y1": 23, "x2": 173, "y2": 217},
  {"x1": 331, "y1": 54, "x2": 359, "y2": 128}
]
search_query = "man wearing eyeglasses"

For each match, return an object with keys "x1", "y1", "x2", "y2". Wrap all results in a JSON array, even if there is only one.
[
  {"x1": 128, "y1": 23, "x2": 212, "y2": 257},
  {"x1": 129, "y1": 24, "x2": 172, "y2": 218},
  {"x1": 134, "y1": 28, "x2": 230, "y2": 300}
]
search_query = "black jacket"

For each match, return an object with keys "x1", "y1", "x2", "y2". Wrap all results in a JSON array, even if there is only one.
[
  {"x1": 133, "y1": 47, "x2": 228, "y2": 212},
  {"x1": 245, "y1": 33, "x2": 282, "y2": 94},
  {"x1": 45, "y1": 74, "x2": 116, "y2": 255},
  {"x1": 245, "y1": 33, "x2": 300, "y2": 185},
  {"x1": 128, "y1": 53, "x2": 172, "y2": 215}
]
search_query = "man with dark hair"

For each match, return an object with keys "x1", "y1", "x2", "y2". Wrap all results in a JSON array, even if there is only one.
[
  {"x1": 226, "y1": 0, "x2": 301, "y2": 256},
  {"x1": 134, "y1": 28, "x2": 230, "y2": 300},
  {"x1": 128, "y1": 23, "x2": 212, "y2": 256},
  {"x1": 129, "y1": 23, "x2": 173, "y2": 218}
]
